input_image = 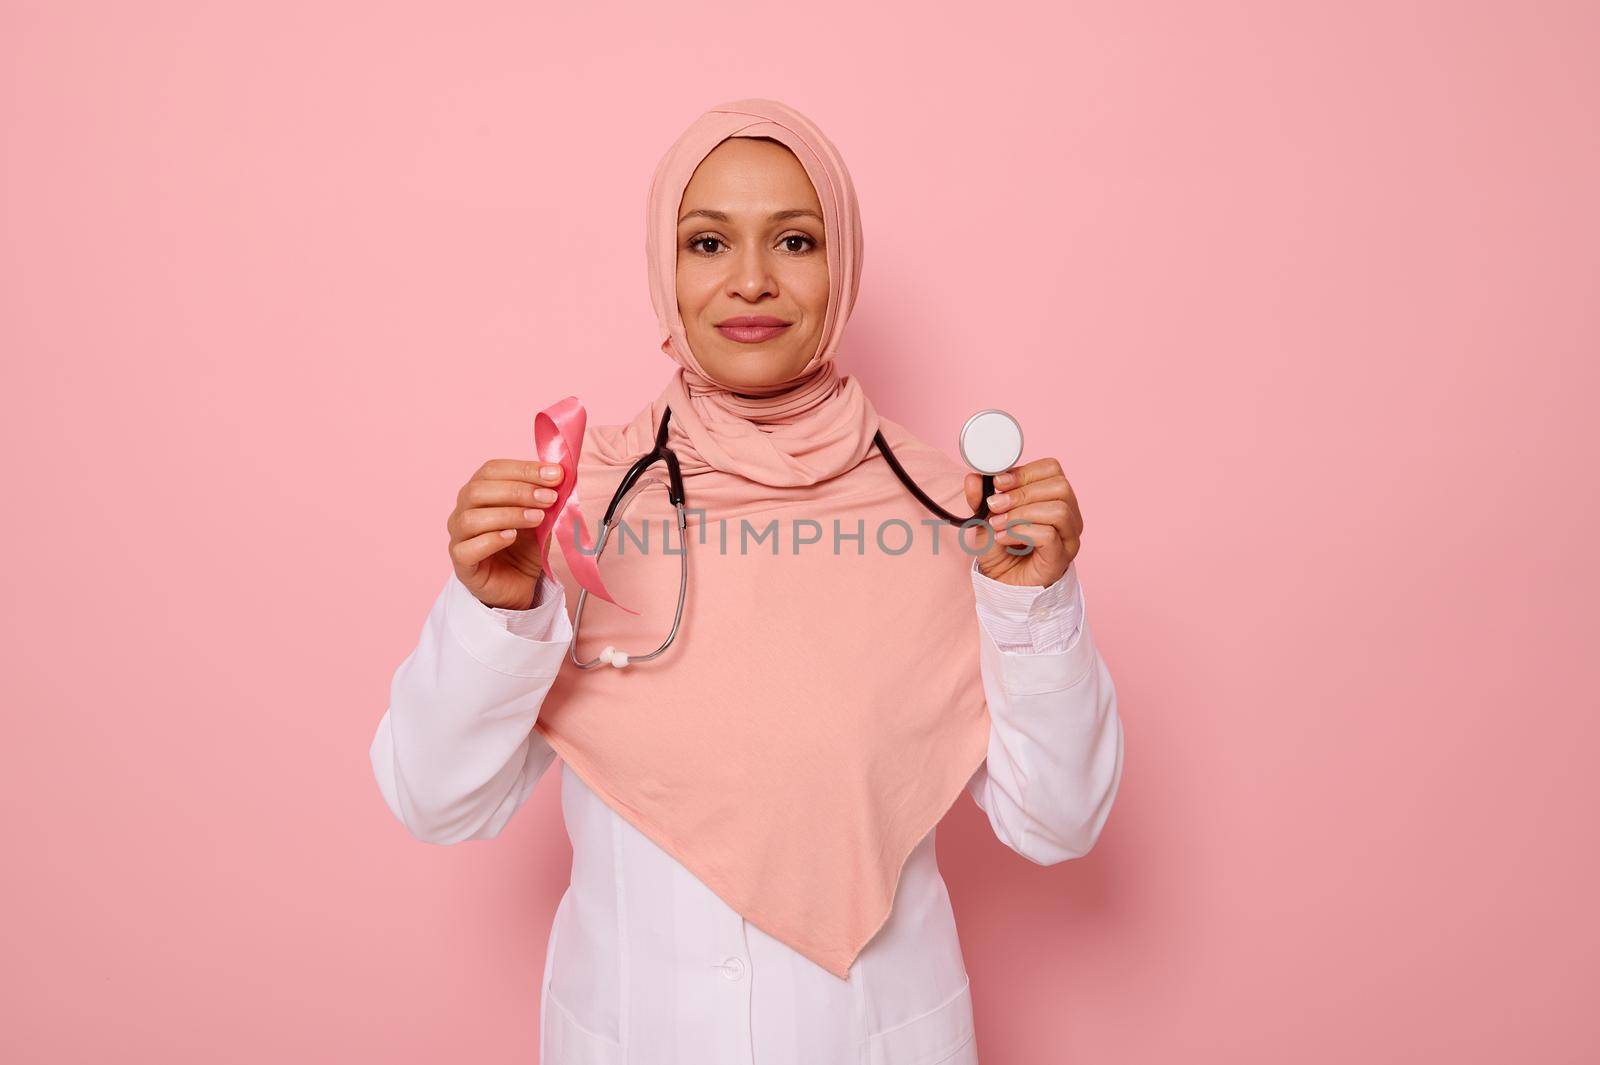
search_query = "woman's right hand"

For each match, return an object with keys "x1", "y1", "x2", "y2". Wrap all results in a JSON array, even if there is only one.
[{"x1": 447, "y1": 459, "x2": 566, "y2": 609}]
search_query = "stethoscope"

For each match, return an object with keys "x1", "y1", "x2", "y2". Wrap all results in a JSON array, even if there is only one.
[{"x1": 571, "y1": 407, "x2": 1025, "y2": 669}]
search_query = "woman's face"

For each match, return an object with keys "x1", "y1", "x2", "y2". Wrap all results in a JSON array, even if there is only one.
[{"x1": 675, "y1": 137, "x2": 829, "y2": 391}]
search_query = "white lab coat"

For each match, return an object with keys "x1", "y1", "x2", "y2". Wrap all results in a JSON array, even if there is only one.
[{"x1": 371, "y1": 559, "x2": 1123, "y2": 1064}]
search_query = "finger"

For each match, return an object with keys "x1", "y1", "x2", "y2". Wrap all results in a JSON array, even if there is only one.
[
  {"x1": 992, "y1": 456, "x2": 1064, "y2": 492},
  {"x1": 460, "y1": 478, "x2": 560, "y2": 510},
  {"x1": 994, "y1": 518, "x2": 1080, "y2": 565},
  {"x1": 987, "y1": 473, "x2": 1076, "y2": 514},
  {"x1": 991, "y1": 513, "x2": 1063, "y2": 544},
  {"x1": 450, "y1": 527, "x2": 522, "y2": 570},
  {"x1": 992, "y1": 518, "x2": 1068, "y2": 559},
  {"x1": 473, "y1": 459, "x2": 565, "y2": 486},
  {"x1": 990, "y1": 500, "x2": 1073, "y2": 540},
  {"x1": 450, "y1": 505, "x2": 545, "y2": 542}
]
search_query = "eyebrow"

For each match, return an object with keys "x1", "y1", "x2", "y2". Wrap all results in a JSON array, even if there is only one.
[{"x1": 677, "y1": 208, "x2": 823, "y2": 225}]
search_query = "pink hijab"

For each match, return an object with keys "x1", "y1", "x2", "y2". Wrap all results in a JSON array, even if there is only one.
[{"x1": 534, "y1": 99, "x2": 990, "y2": 979}]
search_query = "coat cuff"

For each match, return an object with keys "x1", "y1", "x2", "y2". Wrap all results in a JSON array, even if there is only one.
[
  {"x1": 444, "y1": 572, "x2": 571, "y2": 677},
  {"x1": 970, "y1": 559, "x2": 1084, "y2": 655},
  {"x1": 489, "y1": 572, "x2": 570, "y2": 641}
]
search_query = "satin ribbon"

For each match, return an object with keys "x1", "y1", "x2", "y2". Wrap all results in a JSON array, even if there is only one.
[{"x1": 532, "y1": 396, "x2": 636, "y2": 614}]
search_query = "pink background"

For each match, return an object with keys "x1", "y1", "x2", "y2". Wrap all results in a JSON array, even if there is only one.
[{"x1": 3, "y1": 2, "x2": 1596, "y2": 1061}]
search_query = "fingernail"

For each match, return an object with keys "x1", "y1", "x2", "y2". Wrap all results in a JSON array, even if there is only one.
[
  {"x1": 522, "y1": 509, "x2": 545, "y2": 522},
  {"x1": 533, "y1": 488, "x2": 557, "y2": 504},
  {"x1": 500, "y1": 528, "x2": 517, "y2": 539},
  {"x1": 995, "y1": 472, "x2": 1016, "y2": 488},
  {"x1": 988, "y1": 514, "x2": 1005, "y2": 529},
  {"x1": 987, "y1": 492, "x2": 1009, "y2": 510},
  {"x1": 541, "y1": 465, "x2": 562, "y2": 481}
]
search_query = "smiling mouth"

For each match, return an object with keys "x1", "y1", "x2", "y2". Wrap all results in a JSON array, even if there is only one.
[{"x1": 715, "y1": 318, "x2": 793, "y2": 344}]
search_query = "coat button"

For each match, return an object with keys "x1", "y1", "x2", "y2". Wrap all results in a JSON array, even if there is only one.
[{"x1": 720, "y1": 956, "x2": 745, "y2": 981}]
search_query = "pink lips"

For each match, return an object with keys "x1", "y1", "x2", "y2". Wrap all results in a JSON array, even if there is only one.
[{"x1": 715, "y1": 316, "x2": 793, "y2": 344}]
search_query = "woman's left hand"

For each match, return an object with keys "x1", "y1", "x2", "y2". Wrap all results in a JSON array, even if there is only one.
[{"x1": 963, "y1": 457, "x2": 1083, "y2": 588}]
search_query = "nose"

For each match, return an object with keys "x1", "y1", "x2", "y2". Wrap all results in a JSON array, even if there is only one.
[{"x1": 728, "y1": 242, "x2": 777, "y2": 302}]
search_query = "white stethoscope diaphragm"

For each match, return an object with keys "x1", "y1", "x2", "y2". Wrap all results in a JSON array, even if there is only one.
[{"x1": 959, "y1": 409, "x2": 1024, "y2": 476}]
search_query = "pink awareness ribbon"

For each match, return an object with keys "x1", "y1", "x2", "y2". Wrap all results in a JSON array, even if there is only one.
[{"x1": 532, "y1": 396, "x2": 637, "y2": 615}]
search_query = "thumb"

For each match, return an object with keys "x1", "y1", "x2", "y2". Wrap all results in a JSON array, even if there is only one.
[
  {"x1": 960, "y1": 472, "x2": 1005, "y2": 566},
  {"x1": 963, "y1": 471, "x2": 987, "y2": 514}
]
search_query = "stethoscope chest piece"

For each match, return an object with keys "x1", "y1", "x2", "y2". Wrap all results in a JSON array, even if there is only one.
[{"x1": 959, "y1": 409, "x2": 1024, "y2": 476}]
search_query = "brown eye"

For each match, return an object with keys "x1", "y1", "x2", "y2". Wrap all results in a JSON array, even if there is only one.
[
  {"x1": 688, "y1": 236, "x2": 724, "y2": 255},
  {"x1": 780, "y1": 235, "x2": 816, "y2": 254}
]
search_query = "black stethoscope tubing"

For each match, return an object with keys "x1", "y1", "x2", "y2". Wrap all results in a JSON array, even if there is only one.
[
  {"x1": 573, "y1": 405, "x2": 995, "y2": 669},
  {"x1": 603, "y1": 405, "x2": 994, "y2": 528}
]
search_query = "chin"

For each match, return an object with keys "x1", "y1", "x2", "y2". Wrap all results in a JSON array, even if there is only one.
[{"x1": 701, "y1": 342, "x2": 813, "y2": 389}]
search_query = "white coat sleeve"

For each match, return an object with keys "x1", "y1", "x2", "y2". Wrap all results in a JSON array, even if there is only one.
[
  {"x1": 369, "y1": 570, "x2": 572, "y2": 845},
  {"x1": 965, "y1": 559, "x2": 1125, "y2": 865}
]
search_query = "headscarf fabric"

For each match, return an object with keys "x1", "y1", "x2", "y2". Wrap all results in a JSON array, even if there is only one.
[{"x1": 533, "y1": 99, "x2": 989, "y2": 979}]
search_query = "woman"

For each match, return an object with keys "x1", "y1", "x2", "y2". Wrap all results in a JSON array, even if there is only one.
[{"x1": 370, "y1": 99, "x2": 1123, "y2": 1065}]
